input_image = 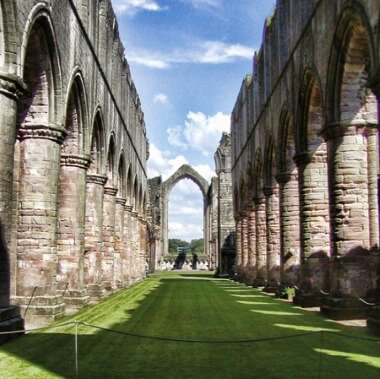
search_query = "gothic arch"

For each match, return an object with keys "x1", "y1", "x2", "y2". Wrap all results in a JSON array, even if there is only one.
[
  {"x1": 326, "y1": 1, "x2": 377, "y2": 125},
  {"x1": 160, "y1": 164, "x2": 210, "y2": 256},
  {"x1": 88, "y1": 108, "x2": 105, "y2": 175},
  {"x1": 163, "y1": 164, "x2": 209, "y2": 198},
  {"x1": 18, "y1": 5, "x2": 62, "y2": 125},
  {"x1": 117, "y1": 152, "x2": 126, "y2": 199}
]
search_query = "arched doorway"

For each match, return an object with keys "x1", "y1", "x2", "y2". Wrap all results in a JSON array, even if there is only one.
[{"x1": 160, "y1": 165, "x2": 210, "y2": 270}]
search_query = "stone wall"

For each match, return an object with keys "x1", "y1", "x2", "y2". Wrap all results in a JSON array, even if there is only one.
[
  {"x1": 231, "y1": 0, "x2": 380, "y2": 329},
  {"x1": 213, "y1": 133, "x2": 235, "y2": 275},
  {"x1": 0, "y1": 0, "x2": 149, "y2": 329}
]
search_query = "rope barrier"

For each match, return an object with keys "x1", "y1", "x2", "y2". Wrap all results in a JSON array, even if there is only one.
[
  {"x1": 0, "y1": 321, "x2": 75, "y2": 335},
  {"x1": 0, "y1": 321, "x2": 379, "y2": 343},
  {"x1": 78, "y1": 322, "x2": 319, "y2": 344}
]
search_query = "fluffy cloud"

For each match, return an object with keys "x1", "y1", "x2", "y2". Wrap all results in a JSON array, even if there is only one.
[
  {"x1": 167, "y1": 125, "x2": 188, "y2": 150},
  {"x1": 180, "y1": 0, "x2": 221, "y2": 10},
  {"x1": 113, "y1": 0, "x2": 166, "y2": 15},
  {"x1": 128, "y1": 56, "x2": 169, "y2": 69},
  {"x1": 147, "y1": 143, "x2": 188, "y2": 179},
  {"x1": 154, "y1": 93, "x2": 168, "y2": 104},
  {"x1": 167, "y1": 111, "x2": 230, "y2": 157},
  {"x1": 147, "y1": 144, "x2": 215, "y2": 241},
  {"x1": 129, "y1": 40, "x2": 254, "y2": 68},
  {"x1": 169, "y1": 180, "x2": 204, "y2": 241}
]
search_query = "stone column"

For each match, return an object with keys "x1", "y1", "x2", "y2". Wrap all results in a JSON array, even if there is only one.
[
  {"x1": 235, "y1": 216, "x2": 242, "y2": 278},
  {"x1": 85, "y1": 174, "x2": 107, "y2": 300},
  {"x1": 294, "y1": 151, "x2": 330, "y2": 307},
  {"x1": 14, "y1": 124, "x2": 66, "y2": 327},
  {"x1": 247, "y1": 207, "x2": 257, "y2": 283},
  {"x1": 264, "y1": 186, "x2": 281, "y2": 291},
  {"x1": 130, "y1": 210, "x2": 139, "y2": 281},
  {"x1": 0, "y1": 75, "x2": 23, "y2": 241},
  {"x1": 57, "y1": 154, "x2": 90, "y2": 310},
  {"x1": 276, "y1": 171, "x2": 301, "y2": 286},
  {"x1": 114, "y1": 197, "x2": 126, "y2": 288},
  {"x1": 321, "y1": 123, "x2": 373, "y2": 319},
  {"x1": 366, "y1": 128, "x2": 379, "y2": 250},
  {"x1": 141, "y1": 218, "x2": 148, "y2": 276},
  {"x1": 102, "y1": 186, "x2": 117, "y2": 291},
  {"x1": 123, "y1": 204, "x2": 133, "y2": 283},
  {"x1": 241, "y1": 213, "x2": 249, "y2": 281},
  {"x1": 0, "y1": 74, "x2": 23, "y2": 315},
  {"x1": 254, "y1": 197, "x2": 267, "y2": 286}
]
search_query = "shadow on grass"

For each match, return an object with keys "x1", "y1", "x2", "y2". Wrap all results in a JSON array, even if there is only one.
[
  {"x1": 0, "y1": 276, "x2": 379, "y2": 378},
  {"x1": 179, "y1": 271, "x2": 215, "y2": 279}
]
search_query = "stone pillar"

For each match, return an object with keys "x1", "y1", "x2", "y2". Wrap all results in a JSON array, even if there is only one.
[
  {"x1": 141, "y1": 218, "x2": 148, "y2": 276},
  {"x1": 130, "y1": 211, "x2": 139, "y2": 281},
  {"x1": 114, "y1": 197, "x2": 126, "y2": 288},
  {"x1": 241, "y1": 213, "x2": 249, "y2": 281},
  {"x1": 13, "y1": 124, "x2": 66, "y2": 327},
  {"x1": 254, "y1": 197, "x2": 267, "y2": 286},
  {"x1": 0, "y1": 73, "x2": 24, "y2": 336},
  {"x1": 264, "y1": 186, "x2": 281, "y2": 291},
  {"x1": 102, "y1": 186, "x2": 117, "y2": 291},
  {"x1": 57, "y1": 154, "x2": 90, "y2": 310},
  {"x1": 276, "y1": 171, "x2": 301, "y2": 286},
  {"x1": 294, "y1": 152, "x2": 330, "y2": 307},
  {"x1": 235, "y1": 217, "x2": 242, "y2": 277},
  {"x1": 84, "y1": 174, "x2": 107, "y2": 300},
  {"x1": 247, "y1": 207, "x2": 257, "y2": 283},
  {"x1": 366, "y1": 128, "x2": 379, "y2": 250},
  {"x1": 321, "y1": 123, "x2": 373, "y2": 319},
  {"x1": 0, "y1": 74, "x2": 23, "y2": 246},
  {"x1": 123, "y1": 204, "x2": 133, "y2": 283}
]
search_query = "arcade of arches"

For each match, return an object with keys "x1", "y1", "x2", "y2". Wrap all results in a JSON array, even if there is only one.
[
  {"x1": 0, "y1": 0, "x2": 149, "y2": 331},
  {"x1": 231, "y1": 0, "x2": 380, "y2": 333},
  {"x1": 1, "y1": 0, "x2": 380, "y2": 339}
]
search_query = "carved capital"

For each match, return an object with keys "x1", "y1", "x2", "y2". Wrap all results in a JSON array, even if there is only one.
[
  {"x1": 86, "y1": 174, "x2": 107, "y2": 186},
  {"x1": 275, "y1": 171, "x2": 292, "y2": 184},
  {"x1": 116, "y1": 197, "x2": 127, "y2": 206},
  {"x1": 0, "y1": 72, "x2": 25, "y2": 100},
  {"x1": 253, "y1": 197, "x2": 265, "y2": 206},
  {"x1": 125, "y1": 204, "x2": 133, "y2": 212},
  {"x1": 131, "y1": 211, "x2": 139, "y2": 218},
  {"x1": 321, "y1": 121, "x2": 377, "y2": 141},
  {"x1": 104, "y1": 186, "x2": 118, "y2": 197},
  {"x1": 60, "y1": 154, "x2": 90, "y2": 169},
  {"x1": 18, "y1": 123, "x2": 66, "y2": 144},
  {"x1": 293, "y1": 151, "x2": 312, "y2": 167}
]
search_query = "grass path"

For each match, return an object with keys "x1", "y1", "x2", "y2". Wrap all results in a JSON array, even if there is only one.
[{"x1": 0, "y1": 271, "x2": 379, "y2": 378}]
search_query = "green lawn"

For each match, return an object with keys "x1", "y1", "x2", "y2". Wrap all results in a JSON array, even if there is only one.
[{"x1": 0, "y1": 271, "x2": 379, "y2": 378}]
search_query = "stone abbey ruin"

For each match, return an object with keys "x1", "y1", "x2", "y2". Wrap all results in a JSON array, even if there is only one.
[{"x1": 0, "y1": 0, "x2": 379, "y2": 339}]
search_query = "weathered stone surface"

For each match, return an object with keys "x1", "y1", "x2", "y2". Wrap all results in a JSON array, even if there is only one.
[
  {"x1": 230, "y1": 0, "x2": 379, "y2": 330},
  {"x1": 0, "y1": 0, "x2": 149, "y2": 330}
]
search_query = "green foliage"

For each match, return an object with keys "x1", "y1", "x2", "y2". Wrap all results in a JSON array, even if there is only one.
[
  {"x1": 0, "y1": 272, "x2": 379, "y2": 378},
  {"x1": 168, "y1": 238, "x2": 204, "y2": 255}
]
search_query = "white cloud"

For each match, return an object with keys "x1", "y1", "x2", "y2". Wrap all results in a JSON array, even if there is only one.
[
  {"x1": 193, "y1": 164, "x2": 215, "y2": 182},
  {"x1": 128, "y1": 56, "x2": 169, "y2": 69},
  {"x1": 148, "y1": 145, "x2": 214, "y2": 241},
  {"x1": 154, "y1": 93, "x2": 168, "y2": 104},
  {"x1": 128, "y1": 40, "x2": 254, "y2": 68},
  {"x1": 166, "y1": 111, "x2": 230, "y2": 157},
  {"x1": 168, "y1": 221, "x2": 203, "y2": 241},
  {"x1": 167, "y1": 125, "x2": 188, "y2": 150},
  {"x1": 197, "y1": 41, "x2": 254, "y2": 64},
  {"x1": 180, "y1": 0, "x2": 221, "y2": 10},
  {"x1": 113, "y1": 0, "x2": 166, "y2": 15},
  {"x1": 147, "y1": 143, "x2": 188, "y2": 180}
]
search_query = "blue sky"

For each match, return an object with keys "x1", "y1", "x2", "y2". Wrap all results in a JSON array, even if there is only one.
[{"x1": 112, "y1": 0, "x2": 276, "y2": 241}]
